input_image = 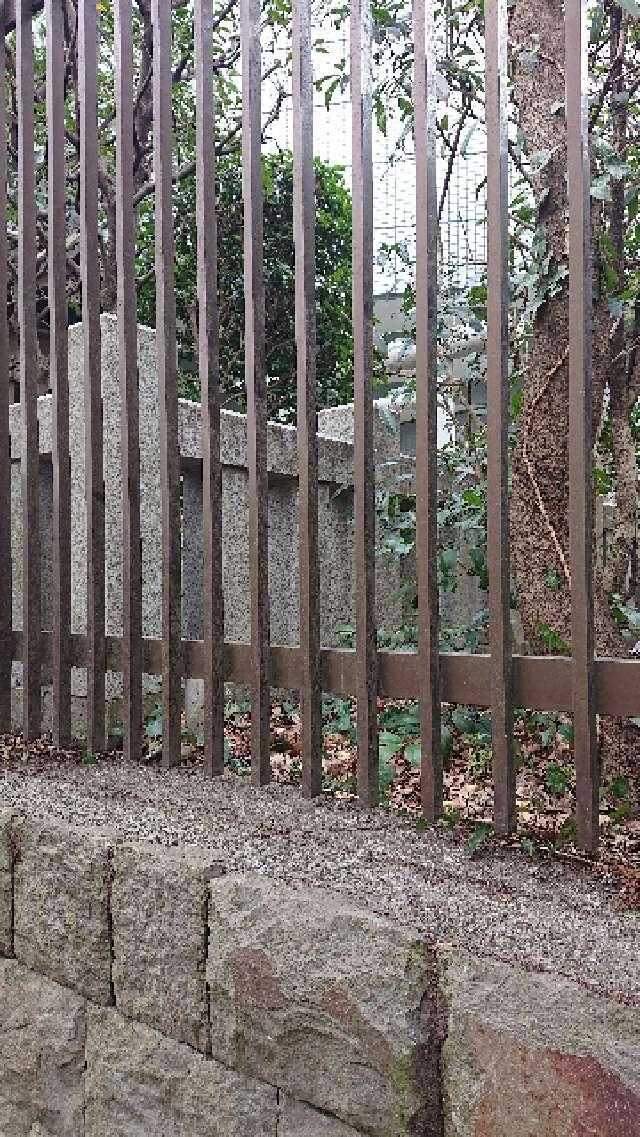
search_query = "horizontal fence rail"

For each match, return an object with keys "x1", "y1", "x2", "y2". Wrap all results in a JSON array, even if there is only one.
[{"x1": 1, "y1": 0, "x2": 634, "y2": 853}]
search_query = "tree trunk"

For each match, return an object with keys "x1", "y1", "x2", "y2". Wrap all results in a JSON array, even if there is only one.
[{"x1": 508, "y1": 0, "x2": 638, "y2": 789}]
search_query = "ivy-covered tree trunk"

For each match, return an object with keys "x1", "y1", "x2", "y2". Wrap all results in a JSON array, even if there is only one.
[{"x1": 508, "y1": 0, "x2": 638, "y2": 788}]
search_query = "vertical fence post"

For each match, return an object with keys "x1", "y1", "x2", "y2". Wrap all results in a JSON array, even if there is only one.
[
  {"x1": 293, "y1": 0, "x2": 322, "y2": 798},
  {"x1": 79, "y1": 0, "x2": 105, "y2": 753},
  {"x1": 241, "y1": 0, "x2": 271, "y2": 785},
  {"x1": 152, "y1": 0, "x2": 182, "y2": 768},
  {"x1": 351, "y1": 0, "x2": 378, "y2": 807},
  {"x1": 485, "y1": 0, "x2": 515, "y2": 835},
  {"x1": 413, "y1": 0, "x2": 441, "y2": 821},
  {"x1": 46, "y1": 0, "x2": 71, "y2": 747},
  {"x1": 115, "y1": 0, "x2": 142, "y2": 762},
  {"x1": 0, "y1": 10, "x2": 11, "y2": 732},
  {"x1": 195, "y1": 0, "x2": 225, "y2": 777},
  {"x1": 16, "y1": 0, "x2": 41, "y2": 741},
  {"x1": 565, "y1": 0, "x2": 598, "y2": 851}
]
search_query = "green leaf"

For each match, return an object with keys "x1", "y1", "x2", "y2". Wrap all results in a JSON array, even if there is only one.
[
  {"x1": 590, "y1": 0, "x2": 605, "y2": 41},
  {"x1": 610, "y1": 776, "x2": 630, "y2": 801},
  {"x1": 465, "y1": 822, "x2": 494, "y2": 857},
  {"x1": 590, "y1": 175, "x2": 612, "y2": 202},
  {"x1": 605, "y1": 159, "x2": 628, "y2": 180},
  {"x1": 378, "y1": 731, "x2": 404, "y2": 763},
  {"x1": 545, "y1": 762, "x2": 570, "y2": 796},
  {"x1": 404, "y1": 742, "x2": 421, "y2": 766},
  {"x1": 377, "y1": 404, "x2": 397, "y2": 433},
  {"x1": 544, "y1": 568, "x2": 561, "y2": 592},
  {"x1": 452, "y1": 706, "x2": 474, "y2": 733},
  {"x1": 531, "y1": 148, "x2": 552, "y2": 171},
  {"x1": 374, "y1": 96, "x2": 388, "y2": 137}
]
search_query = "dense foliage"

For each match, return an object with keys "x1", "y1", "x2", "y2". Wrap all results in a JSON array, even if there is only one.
[{"x1": 136, "y1": 151, "x2": 354, "y2": 419}]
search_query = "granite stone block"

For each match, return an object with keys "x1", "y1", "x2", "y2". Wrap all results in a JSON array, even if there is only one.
[
  {"x1": 0, "y1": 958, "x2": 86, "y2": 1136},
  {"x1": 85, "y1": 1005, "x2": 277, "y2": 1137},
  {"x1": 278, "y1": 1097, "x2": 365, "y2": 1137},
  {"x1": 207, "y1": 873, "x2": 438, "y2": 1137},
  {"x1": 112, "y1": 841, "x2": 224, "y2": 1052},
  {"x1": 13, "y1": 817, "x2": 114, "y2": 1003},
  {"x1": 0, "y1": 810, "x2": 13, "y2": 956},
  {"x1": 439, "y1": 948, "x2": 640, "y2": 1137}
]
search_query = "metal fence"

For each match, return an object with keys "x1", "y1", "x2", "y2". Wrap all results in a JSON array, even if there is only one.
[{"x1": 1, "y1": 0, "x2": 632, "y2": 853}]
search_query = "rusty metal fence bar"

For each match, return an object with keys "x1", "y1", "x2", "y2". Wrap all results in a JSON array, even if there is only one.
[
  {"x1": 2, "y1": 0, "x2": 631, "y2": 852},
  {"x1": 79, "y1": 0, "x2": 106, "y2": 754},
  {"x1": 195, "y1": 0, "x2": 225, "y2": 778},
  {"x1": 292, "y1": 0, "x2": 323, "y2": 798},
  {"x1": 241, "y1": 0, "x2": 271, "y2": 786},
  {"x1": 413, "y1": 0, "x2": 442, "y2": 822},
  {"x1": 566, "y1": 0, "x2": 599, "y2": 852},
  {"x1": 46, "y1": 0, "x2": 71, "y2": 749},
  {"x1": 152, "y1": 0, "x2": 182, "y2": 769},
  {"x1": 16, "y1": 0, "x2": 40, "y2": 741},
  {"x1": 351, "y1": 0, "x2": 378, "y2": 807},
  {"x1": 0, "y1": 18, "x2": 10, "y2": 732},
  {"x1": 115, "y1": 0, "x2": 143, "y2": 764},
  {"x1": 485, "y1": 0, "x2": 515, "y2": 836}
]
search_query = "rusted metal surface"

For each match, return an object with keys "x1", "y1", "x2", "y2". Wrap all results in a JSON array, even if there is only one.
[
  {"x1": 16, "y1": 0, "x2": 41, "y2": 740},
  {"x1": 10, "y1": 629, "x2": 640, "y2": 725},
  {"x1": 46, "y1": 0, "x2": 71, "y2": 746},
  {"x1": 292, "y1": 0, "x2": 322, "y2": 798},
  {"x1": 241, "y1": 0, "x2": 271, "y2": 786},
  {"x1": 485, "y1": 0, "x2": 515, "y2": 836},
  {"x1": 195, "y1": 0, "x2": 225, "y2": 778},
  {"x1": 413, "y1": 0, "x2": 442, "y2": 822},
  {"x1": 152, "y1": 0, "x2": 182, "y2": 768},
  {"x1": 0, "y1": 19, "x2": 11, "y2": 730},
  {"x1": 79, "y1": 0, "x2": 105, "y2": 753},
  {"x1": 565, "y1": 0, "x2": 599, "y2": 852},
  {"x1": 351, "y1": 0, "x2": 378, "y2": 807},
  {"x1": 115, "y1": 0, "x2": 142, "y2": 762}
]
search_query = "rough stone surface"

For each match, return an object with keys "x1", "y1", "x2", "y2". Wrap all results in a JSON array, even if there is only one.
[
  {"x1": 207, "y1": 873, "x2": 437, "y2": 1137},
  {"x1": 112, "y1": 841, "x2": 224, "y2": 1052},
  {"x1": 439, "y1": 948, "x2": 640, "y2": 1137},
  {"x1": 9, "y1": 318, "x2": 414, "y2": 734},
  {"x1": 0, "y1": 958, "x2": 86, "y2": 1136},
  {"x1": 1, "y1": 764, "x2": 637, "y2": 1005},
  {"x1": 84, "y1": 1005, "x2": 277, "y2": 1137},
  {"x1": 13, "y1": 817, "x2": 114, "y2": 1003},
  {"x1": 278, "y1": 1097, "x2": 365, "y2": 1136},
  {"x1": 0, "y1": 810, "x2": 13, "y2": 956}
]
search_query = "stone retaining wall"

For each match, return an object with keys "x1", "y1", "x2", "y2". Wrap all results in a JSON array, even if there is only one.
[{"x1": 0, "y1": 810, "x2": 638, "y2": 1136}]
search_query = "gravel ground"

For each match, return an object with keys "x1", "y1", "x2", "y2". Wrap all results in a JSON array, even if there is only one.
[{"x1": 1, "y1": 754, "x2": 638, "y2": 1004}]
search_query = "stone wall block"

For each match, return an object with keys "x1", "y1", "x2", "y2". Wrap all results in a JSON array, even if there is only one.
[
  {"x1": 0, "y1": 958, "x2": 86, "y2": 1136},
  {"x1": 85, "y1": 1005, "x2": 278, "y2": 1137},
  {"x1": 13, "y1": 818, "x2": 115, "y2": 1003},
  {"x1": 278, "y1": 1097, "x2": 365, "y2": 1137},
  {"x1": 0, "y1": 810, "x2": 13, "y2": 956},
  {"x1": 439, "y1": 948, "x2": 640, "y2": 1137},
  {"x1": 207, "y1": 873, "x2": 438, "y2": 1137},
  {"x1": 112, "y1": 842, "x2": 224, "y2": 1052}
]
